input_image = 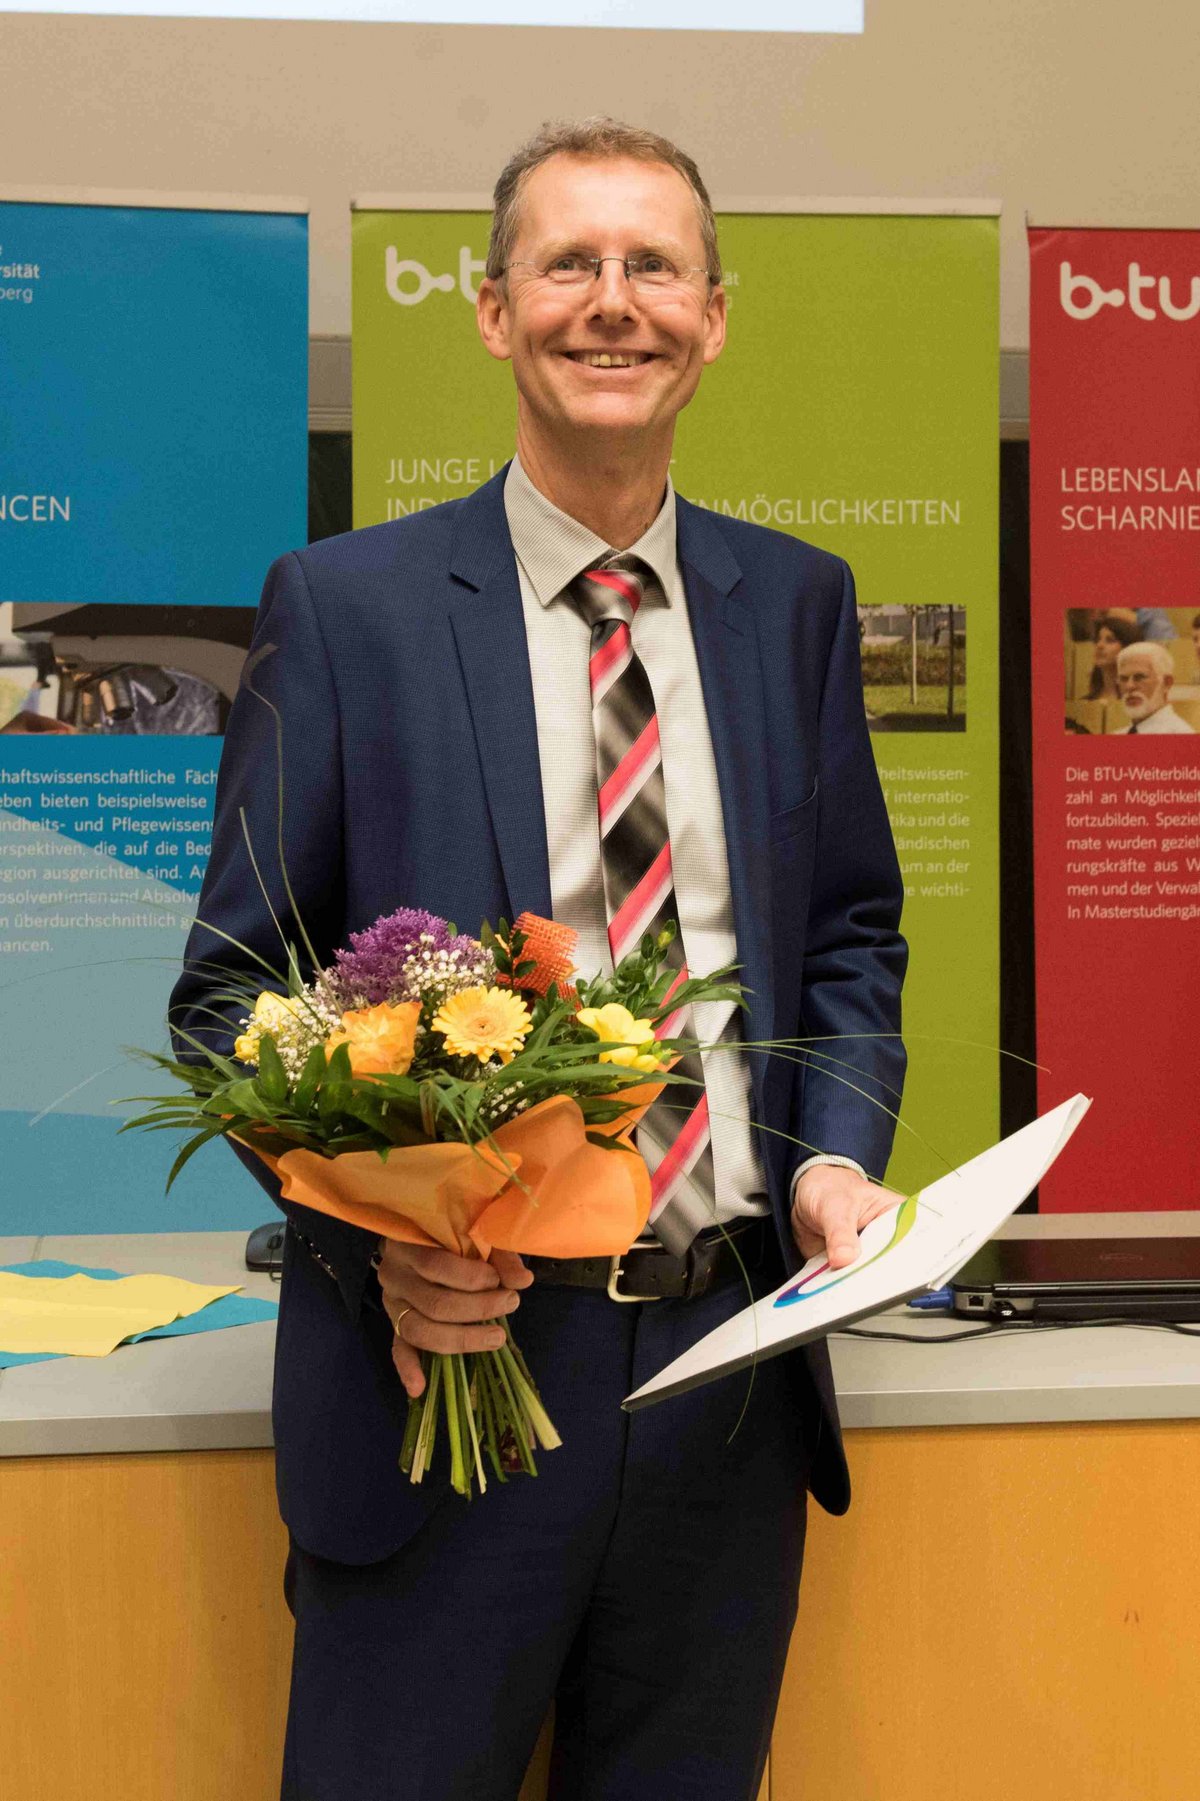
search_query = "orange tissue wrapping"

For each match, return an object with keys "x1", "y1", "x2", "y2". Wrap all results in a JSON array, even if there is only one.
[{"x1": 240, "y1": 1081, "x2": 667, "y2": 1264}]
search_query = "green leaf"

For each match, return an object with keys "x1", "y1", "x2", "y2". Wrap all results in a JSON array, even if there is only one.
[
  {"x1": 377, "y1": 1114, "x2": 431, "y2": 1148},
  {"x1": 118, "y1": 1108, "x2": 202, "y2": 1133},
  {"x1": 318, "y1": 1045, "x2": 352, "y2": 1121},
  {"x1": 358, "y1": 1071, "x2": 422, "y2": 1103},
  {"x1": 420, "y1": 1081, "x2": 438, "y2": 1138},
  {"x1": 167, "y1": 1022, "x2": 244, "y2": 1080},
  {"x1": 257, "y1": 1034, "x2": 288, "y2": 1106},
  {"x1": 285, "y1": 943, "x2": 307, "y2": 997},
  {"x1": 340, "y1": 1087, "x2": 402, "y2": 1136},
  {"x1": 165, "y1": 1118, "x2": 233, "y2": 1191},
  {"x1": 292, "y1": 1044, "x2": 327, "y2": 1115},
  {"x1": 205, "y1": 1077, "x2": 265, "y2": 1116}
]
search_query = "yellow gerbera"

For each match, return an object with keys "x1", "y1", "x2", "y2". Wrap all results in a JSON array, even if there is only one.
[
  {"x1": 325, "y1": 1000, "x2": 421, "y2": 1077},
  {"x1": 576, "y1": 1002, "x2": 666, "y2": 1074},
  {"x1": 432, "y1": 985, "x2": 532, "y2": 1064},
  {"x1": 234, "y1": 990, "x2": 303, "y2": 1065}
]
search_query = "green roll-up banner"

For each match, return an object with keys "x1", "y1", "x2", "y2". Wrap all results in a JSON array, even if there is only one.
[{"x1": 351, "y1": 200, "x2": 1000, "y2": 1192}]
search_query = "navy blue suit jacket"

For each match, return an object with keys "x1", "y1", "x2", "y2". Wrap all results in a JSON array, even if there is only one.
[{"x1": 171, "y1": 468, "x2": 907, "y2": 1563}]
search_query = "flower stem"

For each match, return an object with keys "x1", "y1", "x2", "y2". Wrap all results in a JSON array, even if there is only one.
[
  {"x1": 499, "y1": 1339, "x2": 562, "y2": 1451},
  {"x1": 443, "y1": 1351, "x2": 467, "y2": 1495},
  {"x1": 400, "y1": 1386, "x2": 423, "y2": 1475},
  {"x1": 475, "y1": 1353, "x2": 507, "y2": 1483},
  {"x1": 490, "y1": 1342, "x2": 537, "y2": 1475},
  {"x1": 395, "y1": 1329, "x2": 560, "y2": 1497},
  {"x1": 457, "y1": 1352, "x2": 487, "y2": 1495},
  {"x1": 410, "y1": 1352, "x2": 442, "y2": 1483}
]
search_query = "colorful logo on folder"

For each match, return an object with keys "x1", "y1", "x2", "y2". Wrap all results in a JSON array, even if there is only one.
[{"x1": 773, "y1": 1192, "x2": 919, "y2": 1307}]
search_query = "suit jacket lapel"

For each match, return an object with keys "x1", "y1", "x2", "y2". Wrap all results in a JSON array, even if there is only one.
[
  {"x1": 676, "y1": 499, "x2": 776, "y2": 1060},
  {"x1": 447, "y1": 472, "x2": 553, "y2": 922}
]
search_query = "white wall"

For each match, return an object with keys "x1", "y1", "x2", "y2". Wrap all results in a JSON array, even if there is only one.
[{"x1": 3, "y1": 1, "x2": 1197, "y2": 346}]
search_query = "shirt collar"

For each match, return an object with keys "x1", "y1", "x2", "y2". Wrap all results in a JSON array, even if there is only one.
[{"x1": 504, "y1": 454, "x2": 677, "y2": 608}]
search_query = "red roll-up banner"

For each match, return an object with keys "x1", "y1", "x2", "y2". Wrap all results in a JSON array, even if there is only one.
[{"x1": 1030, "y1": 226, "x2": 1200, "y2": 1210}]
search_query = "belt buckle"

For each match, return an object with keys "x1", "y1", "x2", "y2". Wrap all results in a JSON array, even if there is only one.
[{"x1": 606, "y1": 1248, "x2": 663, "y2": 1303}]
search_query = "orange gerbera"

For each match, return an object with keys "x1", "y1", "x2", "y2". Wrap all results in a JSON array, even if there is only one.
[
  {"x1": 325, "y1": 1001, "x2": 421, "y2": 1077},
  {"x1": 502, "y1": 911, "x2": 579, "y2": 1000}
]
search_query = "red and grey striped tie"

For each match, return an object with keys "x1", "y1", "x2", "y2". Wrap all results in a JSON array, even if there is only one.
[{"x1": 570, "y1": 553, "x2": 718, "y2": 1255}]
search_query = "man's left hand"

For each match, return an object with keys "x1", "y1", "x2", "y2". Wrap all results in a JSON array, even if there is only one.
[{"x1": 790, "y1": 1163, "x2": 903, "y2": 1268}]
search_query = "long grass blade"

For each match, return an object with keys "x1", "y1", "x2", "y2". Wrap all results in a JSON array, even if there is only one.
[{"x1": 238, "y1": 655, "x2": 323, "y2": 976}]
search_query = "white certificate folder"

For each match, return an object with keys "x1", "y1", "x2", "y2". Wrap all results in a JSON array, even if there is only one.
[{"x1": 623, "y1": 1094, "x2": 1092, "y2": 1412}]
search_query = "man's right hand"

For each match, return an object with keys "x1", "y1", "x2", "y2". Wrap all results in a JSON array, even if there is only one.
[{"x1": 374, "y1": 1240, "x2": 533, "y2": 1399}]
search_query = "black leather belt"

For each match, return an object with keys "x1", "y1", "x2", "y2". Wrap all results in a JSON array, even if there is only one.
[{"x1": 526, "y1": 1216, "x2": 772, "y2": 1303}]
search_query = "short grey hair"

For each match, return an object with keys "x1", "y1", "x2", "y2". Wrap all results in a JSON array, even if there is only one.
[
  {"x1": 1117, "y1": 640, "x2": 1176, "y2": 680},
  {"x1": 486, "y1": 116, "x2": 722, "y2": 285}
]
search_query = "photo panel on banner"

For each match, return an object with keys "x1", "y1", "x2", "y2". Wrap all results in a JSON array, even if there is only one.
[
  {"x1": 1029, "y1": 224, "x2": 1200, "y2": 1211},
  {"x1": 0, "y1": 191, "x2": 309, "y2": 1232},
  {"x1": 351, "y1": 199, "x2": 1000, "y2": 1195}
]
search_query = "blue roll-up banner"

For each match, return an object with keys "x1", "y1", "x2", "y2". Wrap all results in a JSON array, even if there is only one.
[{"x1": 0, "y1": 192, "x2": 308, "y2": 1232}]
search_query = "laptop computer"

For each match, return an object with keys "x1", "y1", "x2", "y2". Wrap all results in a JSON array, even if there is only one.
[{"x1": 950, "y1": 1237, "x2": 1200, "y2": 1322}]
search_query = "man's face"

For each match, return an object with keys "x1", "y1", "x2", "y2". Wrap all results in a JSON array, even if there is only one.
[
  {"x1": 477, "y1": 154, "x2": 726, "y2": 447},
  {"x1": 1118, "y1": 651, "x2": 1171, "y2": 720}
]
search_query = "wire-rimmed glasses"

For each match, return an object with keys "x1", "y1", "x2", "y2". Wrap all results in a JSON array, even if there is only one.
[{"x1": 502, "y1": 251, "x2": 714, "y2": 298}]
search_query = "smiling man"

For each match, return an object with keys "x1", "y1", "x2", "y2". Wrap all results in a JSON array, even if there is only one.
[
  {"x1": 1115, "y1": 640, "x2": 1195, "y2": 733},
  {"x1": 172, "y1": 118, "x2": 907, "y2": 1801},
  {"x1": 475, "y1": 147, "x2": 725, "y2": 553}
]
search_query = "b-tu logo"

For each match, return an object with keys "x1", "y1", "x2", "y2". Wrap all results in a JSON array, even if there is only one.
[
  {"x1": 1060, "y1": 261, "x2": 1200, "y2": 322},
  {"x1": 385, "y1": 246, "x2": 486, "y2": 306}
]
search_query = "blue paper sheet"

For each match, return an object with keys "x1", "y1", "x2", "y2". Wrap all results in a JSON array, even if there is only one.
[{"x1": 0, "y1": 1260, "x2": 278, "y2": 1368}]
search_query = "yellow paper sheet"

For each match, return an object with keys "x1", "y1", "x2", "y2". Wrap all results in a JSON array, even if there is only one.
[{"x1": 0, "y1": 1271, "x2": 243, "y2": 1358}]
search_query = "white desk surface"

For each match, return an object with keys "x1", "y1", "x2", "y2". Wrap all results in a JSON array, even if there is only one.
[
  {"x1": 0, "y1": 1231, "x2": 280, "y2": 1458},
  {"x1": 3, "y1": 1213, "x2": 1200, "y2": 1457}
]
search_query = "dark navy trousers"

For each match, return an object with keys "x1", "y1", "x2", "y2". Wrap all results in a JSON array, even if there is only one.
[{"x1": 280, "y1": 1258, "x2": 810, "y2": 1801}]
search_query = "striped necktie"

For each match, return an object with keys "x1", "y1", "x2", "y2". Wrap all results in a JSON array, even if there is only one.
[{"x1": 569, "y1": 553, "x2": 718, "y2": 1256}]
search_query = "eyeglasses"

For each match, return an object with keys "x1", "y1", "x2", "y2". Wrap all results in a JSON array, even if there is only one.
[{"x1": 502, "y1": 252, "x2": 713, "y2": 296}]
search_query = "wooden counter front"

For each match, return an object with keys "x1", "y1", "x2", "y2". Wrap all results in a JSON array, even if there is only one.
[
  {"x1": 0, "y1": 1445, "x2": 758, "y2": 1800},
  {"x1": 4, "y1": 1422, "x2": 1198, "y2": 1800}
]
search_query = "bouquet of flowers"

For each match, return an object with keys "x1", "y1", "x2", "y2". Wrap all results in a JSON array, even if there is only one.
[{"x1": 127, "y1": 906, "x2": 742, "y2": 1499}]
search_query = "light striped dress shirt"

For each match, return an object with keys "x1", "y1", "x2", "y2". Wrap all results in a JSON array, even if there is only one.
[{"x1": 503, "y1": 456, "x2": 770, "y2": 1230}]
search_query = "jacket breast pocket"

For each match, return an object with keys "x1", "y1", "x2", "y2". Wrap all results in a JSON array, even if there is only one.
[{"x1": 769, "y1": 782, "x2": 818, "y2": 845}]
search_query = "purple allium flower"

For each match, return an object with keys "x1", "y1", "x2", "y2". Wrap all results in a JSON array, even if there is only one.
[{"x1": 319, "y1": 907, "x2": 494, "y2": 1012}]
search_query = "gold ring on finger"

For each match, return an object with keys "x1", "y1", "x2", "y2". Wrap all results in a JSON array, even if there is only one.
[{"x1": 393, "y1": 1306, "x2": 413, "y2": 1337}]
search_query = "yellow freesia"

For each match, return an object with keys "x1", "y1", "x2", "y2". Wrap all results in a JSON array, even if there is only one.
[
  {"x1": 576, "y1": 1002, "x2": 666, "y2": 1074},
  {"x1": 234, "y1": 990, "x2": 303, "y2": 1065},
  {"x1": 433, "y1": 986, "x2": 532, "y2": 1064}
]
